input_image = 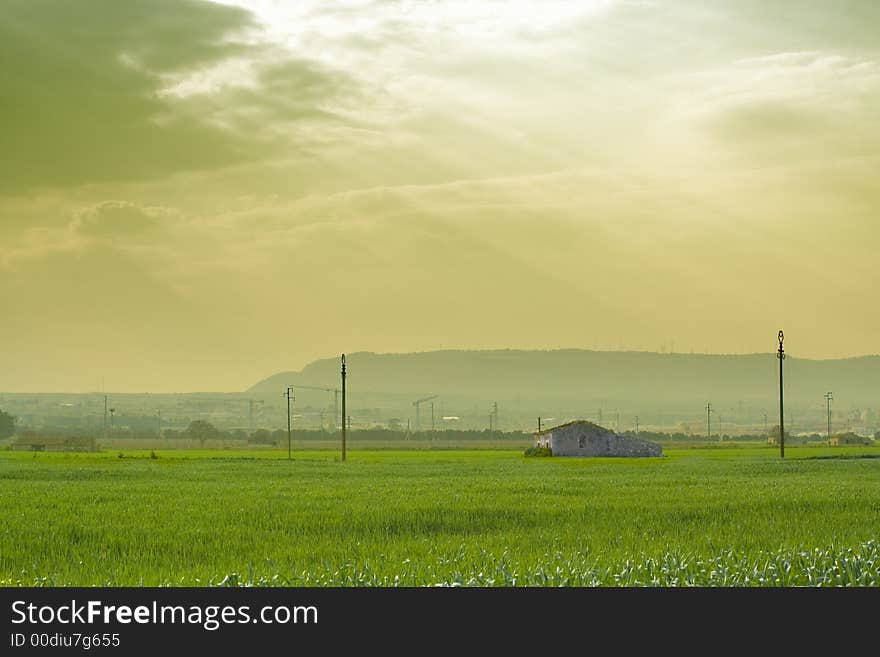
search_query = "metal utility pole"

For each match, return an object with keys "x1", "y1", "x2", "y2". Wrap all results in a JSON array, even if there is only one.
[
  {"x1": 285, "y1": 386, "x2": 294, "y2": 460},
  {"x1": 824, "y1": 391, "x2": 833, "y2": 442},
  {"x1": 341, "y1": 354, "x2": 347, "y2": 462},
  {"x1": 706, "y1": 402, "x2": 712, "y2": 440},
  {"x1": 413, "y1": 395, "x2": 438, "y2": 432},
  {"x1": 777, "y1": 330, "x2": 785, "y2": 459}
]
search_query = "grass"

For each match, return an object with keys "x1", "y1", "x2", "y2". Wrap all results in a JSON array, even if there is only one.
[{"x1": 1, "y1": 445, "x2": 879, "y2": 586}]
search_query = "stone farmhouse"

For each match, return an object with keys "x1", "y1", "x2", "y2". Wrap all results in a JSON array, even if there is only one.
[
  {"x1": 534, "y1": 420, "x2": 662, "y2": 457},
  {"x1": 829, "y1": 431, "x2": 874, "y2": 446}
]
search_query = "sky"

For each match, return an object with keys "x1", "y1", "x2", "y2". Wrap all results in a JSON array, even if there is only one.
[{"x1": 1, "y1": 0, "x2": 878, "y2": 393}]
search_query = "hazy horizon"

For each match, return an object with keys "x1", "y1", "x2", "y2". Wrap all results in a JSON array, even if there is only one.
[
  {"x1": 3, "y1": 1, "x2": 878, "y2": 393},
  {"x1": 2, "y1": 346, "x2": 878, "y2": 395}
]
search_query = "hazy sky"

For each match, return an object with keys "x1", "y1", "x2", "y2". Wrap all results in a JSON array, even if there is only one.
[{"x1": 2, "y1": 0, "x2": 878, "y2": 392}]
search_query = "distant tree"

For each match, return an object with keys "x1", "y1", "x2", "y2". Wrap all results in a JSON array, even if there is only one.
[
  {"x1": 183, "y1": 420, "x2": 220, "y2": 448},
  {"x1": 0, "y1": 410, "x2": 15, "y2": 439},
  {"x1": 249, "y1": 429, "x2": 274, "y2": 445},
  {"x1": 163, "y1": 429, "x2": 180, "y2": 440},
  {"x1": 767, "y1": 425, "x2": 790, "y2": 444}
]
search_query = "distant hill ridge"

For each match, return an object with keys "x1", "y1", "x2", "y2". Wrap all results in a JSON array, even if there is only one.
[{"x1": 247, "y1": 349, "x2": 880, "y2": 407}]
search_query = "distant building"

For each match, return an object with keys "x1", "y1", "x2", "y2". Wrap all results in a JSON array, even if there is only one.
[
  {"x1": 829, "y1": 432, "x2": 874, "y2": 446},
  {"x1": 534, "y1": 420, "x2": 662, "y2": 457},
  {"x1": 11, "y1": 435, "x2": 95, "y2": 452}
]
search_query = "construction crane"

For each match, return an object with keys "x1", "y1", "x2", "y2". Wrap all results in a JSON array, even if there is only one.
[
  {"x1": 290, "y1": 385, "x2": 340, "y2": 427},
  {"x1": 413, "y1": 395, "x2": 438, "y2": 432}
]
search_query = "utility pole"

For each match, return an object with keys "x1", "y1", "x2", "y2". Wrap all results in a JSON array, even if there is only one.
[
  {"x1": 285, "y1": 386, "x2": 294, "y2": 460},
  {"x1": 431, "y1": 401, "x2": 435, "y2": 432},
  {"x1": 493, "y1": 401, "x2": 499, "y2": 432},
  {"x1": 825, "y1": 392, "x2": 833, "y2": 442},
  {"x1": 706, "y1": 402, "x2": 712, "y2": 440},
  {"x1": 103, "y1": 395, "x2": 108, "y2": 439},
  {"x1": 777, "y1": 330, "x2": 785, "y2": 459},
  {"x1": 634, "y1": 416, "x2": 639, "y2": 435},
  {"x1": 763, "y1": 411, "x2": 768, "y2": 436},
  {"x1": 156, "y1": 409, "x2": 161, "y2": 438},
  {"x1": 616, "y1": 410, "x2": 620, "y2": 433},
  {"x1": 341, "y1": 354, "x2": 347, "y2": 462},
  {"x1": 537, "y1": 416, "x2": 542, "y2": 432}
]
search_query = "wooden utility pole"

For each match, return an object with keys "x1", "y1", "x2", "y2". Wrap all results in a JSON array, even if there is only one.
[
  {"x1": 777, "y1": 330, "x2": 785, "y2": 459},
  {"x1": 341, "y1": 354, "x2": 347, "y2": 462}
]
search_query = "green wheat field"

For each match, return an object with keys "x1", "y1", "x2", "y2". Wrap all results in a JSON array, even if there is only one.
[{"x1": 2, "y1": 445, "x2": 879, "y2": 586}]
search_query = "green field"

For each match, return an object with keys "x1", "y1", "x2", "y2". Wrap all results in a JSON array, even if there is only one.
[{"x1": 2, "y1": 445, "x2": 880, "y2": 586}]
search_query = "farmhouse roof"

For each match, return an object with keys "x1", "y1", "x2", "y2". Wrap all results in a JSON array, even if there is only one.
[{"x1": 534, "y1": 419, "x2": 612, "y2": 437}]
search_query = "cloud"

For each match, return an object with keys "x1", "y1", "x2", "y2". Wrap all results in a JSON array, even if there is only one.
[
  {"x1": 655, "y1": 51, "x2": 880, "y2": 166},
  {"x1": 1, "y1": 199, "x2": 180, "y2": 272},
  {"x1": 74, "y1": 201, "x2": 175, "y2": 239},
  {"x1": 0, "y1": 0, "x2": 358, "y2": 193},
  {"x1": 676, "y1": 52, "x2": 880, "y2": 115}
]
